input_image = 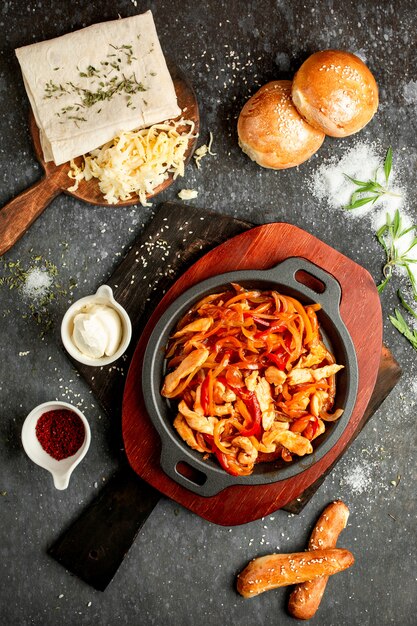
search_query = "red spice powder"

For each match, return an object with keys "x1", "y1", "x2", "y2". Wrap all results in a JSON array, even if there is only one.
[{"x1": 35, "y1": 409, "x2": 85, "y2": 460}]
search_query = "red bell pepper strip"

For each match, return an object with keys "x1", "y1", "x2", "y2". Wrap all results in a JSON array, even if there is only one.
[
  {"x1": 217, "y1": 376, "x2": 249, "y2": 400},
  {"x1": 217, "y1": 376, "x2": 262, "y2": 438},
  {"x1": 214, "y1": 336, "x2": 243, "y2": 352},
  {"x1": 243, "y1": 312, "x2": 270, "y2": 327},
  {"x1": 265, "y1": 350, "x2": 289, "y2": 371},
  {"x1": 204, "y1": 434, "x2": 240, "y2": 476},
  {"x1": 216, "y1": 348, "x2": 233, "y2": 363},
  {"x1": 204, "y1": 434, "x2": 214, "y2": 447},
  {"x1": 284, "y1": 331, "x2": 293, "y2": 350},
  {"x1": 303, "y1": 415, "x2": 319, "y2": 440},
  {"x1": 239, "y1": 394, "x2": 262, "y2": 437},
  {"x1": 213, "y1": 448, "x2": 240, "y2": 476},
  {"x1": 200, "y1": 374, "x2": 210, "y2": 415},
  {"x1": 254, "y1": 322, "x2": 286, "y2": 339}
]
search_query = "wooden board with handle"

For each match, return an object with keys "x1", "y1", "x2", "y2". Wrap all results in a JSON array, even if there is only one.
[
  {"x1": 51, "y1": 202, "x2": 400, "y2": 590},
  {"x1": 0, "y1": 63, "x2": 199, "y2": 256}
]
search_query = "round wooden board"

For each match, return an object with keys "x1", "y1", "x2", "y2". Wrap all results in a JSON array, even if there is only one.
[
  {"x1": 122, "y1": 223, "x2": 383, "y2": 525},
  {"x1": 0, "y1": 62, "x2": 199, "y2": 256}
]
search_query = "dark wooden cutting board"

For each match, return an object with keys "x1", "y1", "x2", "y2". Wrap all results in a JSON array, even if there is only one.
[
  {"x1": 51, "y1": 202, "x2": 401, "y2": 590},
  {"x1": 70, "y1": 202, "x2": 252, "y2": 417}
]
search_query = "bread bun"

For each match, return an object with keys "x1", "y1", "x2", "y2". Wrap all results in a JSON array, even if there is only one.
[
  {"x1": 237, "y1": 80, "x2": 325, "y2": 169},
  {"x1": 237, "y1": 548, "x2": 355, "y2": 598},
  {"x1": 292, "y1": 50, "x2": 378, "y2": 137}
]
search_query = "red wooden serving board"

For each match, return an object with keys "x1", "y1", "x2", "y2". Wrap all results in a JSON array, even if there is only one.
[{"x1": 122, "y1": 222, "x2": 383, "y2": 526}]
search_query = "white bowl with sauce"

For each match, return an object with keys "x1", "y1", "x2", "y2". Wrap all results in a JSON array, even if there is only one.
[
  {"x1": 21, "y1": 401, "x2": 91, "y2": 490},
  {"x1": 61, "y1": 285, "x2": 132, "y2": 366}
]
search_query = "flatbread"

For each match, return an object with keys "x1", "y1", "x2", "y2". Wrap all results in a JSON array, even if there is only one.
[{"x1": 15, "y1": 11, "x2": 181, "y2": 165}]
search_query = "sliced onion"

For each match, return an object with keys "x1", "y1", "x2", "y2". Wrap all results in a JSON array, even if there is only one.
[{"x1": 319, "y1": 408, "x2": 344, "y2": 422}]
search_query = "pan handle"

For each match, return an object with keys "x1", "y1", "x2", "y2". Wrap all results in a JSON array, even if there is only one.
[
  {"x1": 0, "y1": 171, "x2": 65, "y2": 256},
  {"x1": 160, "y1": 444, "x2": 233, "y2": 497},
  {"x1": 266, "y1": 257, "x2": 342, "y2": 314}
]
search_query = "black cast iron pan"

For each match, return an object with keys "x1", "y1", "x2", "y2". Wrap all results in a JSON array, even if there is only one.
[{"x1": 142, "y1": 257, "x2": 358, "y2": 497}]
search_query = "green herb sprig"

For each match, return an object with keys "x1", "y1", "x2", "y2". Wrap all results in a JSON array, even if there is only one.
[
  {"x1": 375, "y1": 209, "x2": 417, "y2": 294},
  {"x1": 375, "y1": 205, "x2": 417, "y2": 352},
  {"x1": 44, "y1": 40, "x2": 147, "y2": 125},
  {"x1": 349, "y1": 145, "x2": 417, "y2": 353},
  {"x1": 389, "y1": 308, "x2": 417, "y2": 350},
  {"x1": 0, "y1": 254, "x2": 77, "y2": 337},
  {"x1": 389, "y1": 290, "x2": 417, "y2": 351},
  {"x1": 344, "y1": 147, "x2": 401, "y2": 210}
]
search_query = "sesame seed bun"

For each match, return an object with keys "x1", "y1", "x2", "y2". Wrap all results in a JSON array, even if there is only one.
[
  {"x1": 292, "y1": 50, "x2": 379, "y2": 137},
  {"x1": 237, "y1": 80, "x2": 325, "y2": 170}
]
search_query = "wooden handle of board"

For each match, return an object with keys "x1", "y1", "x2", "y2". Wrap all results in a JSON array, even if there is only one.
[
  {"x1": 49, "y1": 465, "x2": 161, "y2": 591},
  {"x1": 0, "y1": 172, "x2": 64, "y2": 256}
]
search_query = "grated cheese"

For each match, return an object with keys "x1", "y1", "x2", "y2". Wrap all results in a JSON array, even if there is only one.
[
  {"x1": 193, "y1": 131, "x2": 216, "y2": 169},
  {"x1": 178, "y1": 189, "x2": 198, "y2": 200},
  {"x1": 68, "y1": 119, "x2": 196, "y2": 206}
]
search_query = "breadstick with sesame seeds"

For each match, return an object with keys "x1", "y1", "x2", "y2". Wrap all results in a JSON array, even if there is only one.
[
  {"x1": 288, "y1": 500, "x2": 350, "y2": 620},
  {"x1": 236, "y1": 548, "x2": 354, "y2": 598}
]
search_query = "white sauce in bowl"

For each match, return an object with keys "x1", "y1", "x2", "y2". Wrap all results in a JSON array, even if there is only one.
[{"x1": 72, "y1": 303, "x2": 122, "y2": 359}]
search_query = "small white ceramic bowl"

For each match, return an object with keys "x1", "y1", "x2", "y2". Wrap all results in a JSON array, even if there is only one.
[
  {"x1": 61, "y1": 285, "x2": 132, "y2": 366},
  {"x1": 21, "y1": 401, "x2": 91, "y2": 490}
]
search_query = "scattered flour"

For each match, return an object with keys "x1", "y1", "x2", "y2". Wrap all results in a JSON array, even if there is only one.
[
  {"x1": 309, "y1": 141, "x2": 417, "y2": 286},
  {"x1": 338, "y1": 445, "x2": 392, "y2": 498},
  {"x1": 1, "y1": 255, "x2": 77, "y2": 336},
  {"x1": 403, "y1": 80, "x2": 417, "y2": 105},
  {"x1": 309, "y1": 141, "x2": 404, "y2": 216},
  {"x1": 342, "y1": 463, "x2": 372, "y2": 495},
  {"x1": 21, "y1": 267, "x2": 53, "y2": 301}
]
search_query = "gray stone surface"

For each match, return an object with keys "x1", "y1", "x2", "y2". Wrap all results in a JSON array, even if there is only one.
[{"x1": 0, "y1": 0, "x2": 416, "y2": 624}]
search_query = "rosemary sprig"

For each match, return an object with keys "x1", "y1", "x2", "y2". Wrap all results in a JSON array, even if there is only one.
[
  {"x1": 375, "y1": 209, "x2": 417, "y2": 294},
  {"x1": 44, "y1": 40, "x2": 147, "y2": 125},
  {"x1": 344, "y1": 146, "x2": 401, "y2": 210},
  {"x1": 389, "y1": 308, "x2": 417, "y2": 350},
  {"x1": 393, "y1": 288, "x2": 417, "y2": 350},
  {"x1": 375, "y1": 209, "x2": 417, "y2": 351},
  {"x1": 79, "y1": 75, "x2": 146, "y2": 108},
  {"x1": 0, "y1": 255, "x2": 78, "y2": 337}
]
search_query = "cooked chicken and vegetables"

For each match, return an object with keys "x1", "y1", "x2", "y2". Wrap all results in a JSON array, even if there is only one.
[{"x1": 161, "y1": 284, "x2": 343, "y2": 476}]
